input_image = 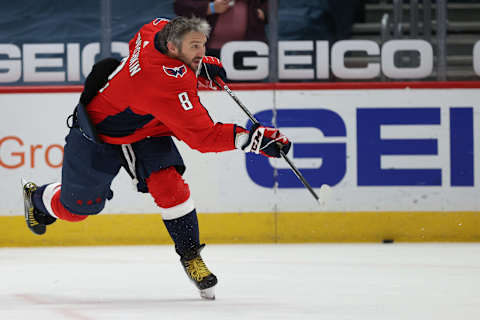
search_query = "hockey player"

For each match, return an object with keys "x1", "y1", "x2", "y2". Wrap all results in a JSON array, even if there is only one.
[{"x1": 22, "y1": 16, "x2": 291, "y2": 300}]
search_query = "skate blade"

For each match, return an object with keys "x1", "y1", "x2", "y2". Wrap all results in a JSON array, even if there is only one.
[{"x1": 200, "y1": 286, "x2": 216, "y2": 300}]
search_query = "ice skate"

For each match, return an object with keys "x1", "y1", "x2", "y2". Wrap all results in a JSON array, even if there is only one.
[
  {"x1": 22, "y1": 179, "x2": 46, "y2": 235},
  {"x1": 180, "y1": 244, "x2": 218, "y2": 300}
]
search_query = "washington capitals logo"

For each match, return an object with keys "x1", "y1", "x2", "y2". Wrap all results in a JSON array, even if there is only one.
[{"x1": 163, "y1": 65, "x2": 187, "y2": 78}]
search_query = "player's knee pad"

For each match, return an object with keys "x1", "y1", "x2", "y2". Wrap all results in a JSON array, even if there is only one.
[
  {"x1": 43, "y1": 184, "x2": 89, "y2": 222},
  {"x1": 146, "y1": 167, "x2": 194, "y2": 220}
]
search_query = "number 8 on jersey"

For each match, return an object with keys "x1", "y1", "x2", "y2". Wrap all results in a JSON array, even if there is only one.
[{"x1": 178, "y1": 92, "x2": 193, "y2": 111}]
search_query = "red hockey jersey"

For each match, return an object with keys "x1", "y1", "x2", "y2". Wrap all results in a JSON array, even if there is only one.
[{"x1": 87, "y1": 18, "x2": 237, "y2": 153}]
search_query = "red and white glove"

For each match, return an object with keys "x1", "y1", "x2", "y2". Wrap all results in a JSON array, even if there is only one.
[
  {"x1": 197, "y1": 56, "x2": 227, "y2": 90},
  {"x1": 235, "y1": 124, "x2": 291, "y2": 158}
]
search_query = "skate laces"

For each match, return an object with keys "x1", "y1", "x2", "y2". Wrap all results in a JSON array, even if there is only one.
[{"x1": 184, "y1": 257, "x2": 211, "y2": 282}]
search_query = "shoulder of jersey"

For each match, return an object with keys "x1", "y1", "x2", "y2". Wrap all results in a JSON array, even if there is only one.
[
  {"x1": 140, "y1": 18, "x2": 196, "y2": 87},
  {"x1": 151, "y1": 17, "x2": 170, "y2": 30},
  {"x1": 139, "y1": 17, "x2": 169, "y2": 45},
  {"x1": 140, "y1": 55, "x2": 196, "y2": 89},
  {"x1": 162, "y1": 63, "x2": 197, "y2": 88}
]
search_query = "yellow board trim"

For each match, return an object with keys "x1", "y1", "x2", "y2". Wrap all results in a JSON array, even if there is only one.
[{"x1": 1, "y1": 211, "x2": 480, "y2": 247}]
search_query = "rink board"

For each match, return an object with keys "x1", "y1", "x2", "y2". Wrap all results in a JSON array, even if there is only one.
[
  {"x1": 1, "y1": 211, "x2": 480, "y2": 247},
  {"x1": 1, "y1": 82, "x2": 480, "y2": 246}
]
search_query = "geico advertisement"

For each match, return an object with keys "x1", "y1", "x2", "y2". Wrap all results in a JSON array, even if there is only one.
[
  {"x1": 0, "y1": 88, "x2": 479, "y2": 216},
  {"x1": 2, "y1": 40, "x2": 480, "y2": 84}
]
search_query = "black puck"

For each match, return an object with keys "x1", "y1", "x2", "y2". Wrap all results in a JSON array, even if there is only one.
[{"x1": 382, "y1": 239, "x2": 394, "y2": 243}]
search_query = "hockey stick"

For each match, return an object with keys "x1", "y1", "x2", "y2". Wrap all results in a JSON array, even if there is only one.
[{"x1": 213, "y1": 78, "x2": 327, "y2": 203}]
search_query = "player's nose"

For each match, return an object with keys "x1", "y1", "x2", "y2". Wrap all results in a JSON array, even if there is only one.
[{"x1": 198, "y1": 45, "x2": 206, "y2": 56}]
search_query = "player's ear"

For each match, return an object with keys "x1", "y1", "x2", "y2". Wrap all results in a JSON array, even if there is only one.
[{"x1": 167, "y1": 41, "x2": 178, "y2": 55}]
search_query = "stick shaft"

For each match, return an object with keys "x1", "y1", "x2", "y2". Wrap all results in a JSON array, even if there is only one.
[
  {"x1": 214, "y1": 78, "x2": 321, "y2": 202},
  {"x1": 279, "y1": 150, "x2": 320, "y2": 202},
  {"x1": 222, "y1": 85, "x2": 259, "y2": 124}
]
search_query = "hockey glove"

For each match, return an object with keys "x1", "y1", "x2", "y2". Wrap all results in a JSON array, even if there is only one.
[
  {"x1": 237, "y1": 123, "x2": 291, "y2": 158},
  {"x1": 197, "y1": 56, "x2": 227, "y2": 90}
]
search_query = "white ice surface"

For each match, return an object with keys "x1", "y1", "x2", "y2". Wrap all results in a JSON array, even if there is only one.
[{"x1": 1, "y1": 243, "x2": 480, "y2": 320}]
